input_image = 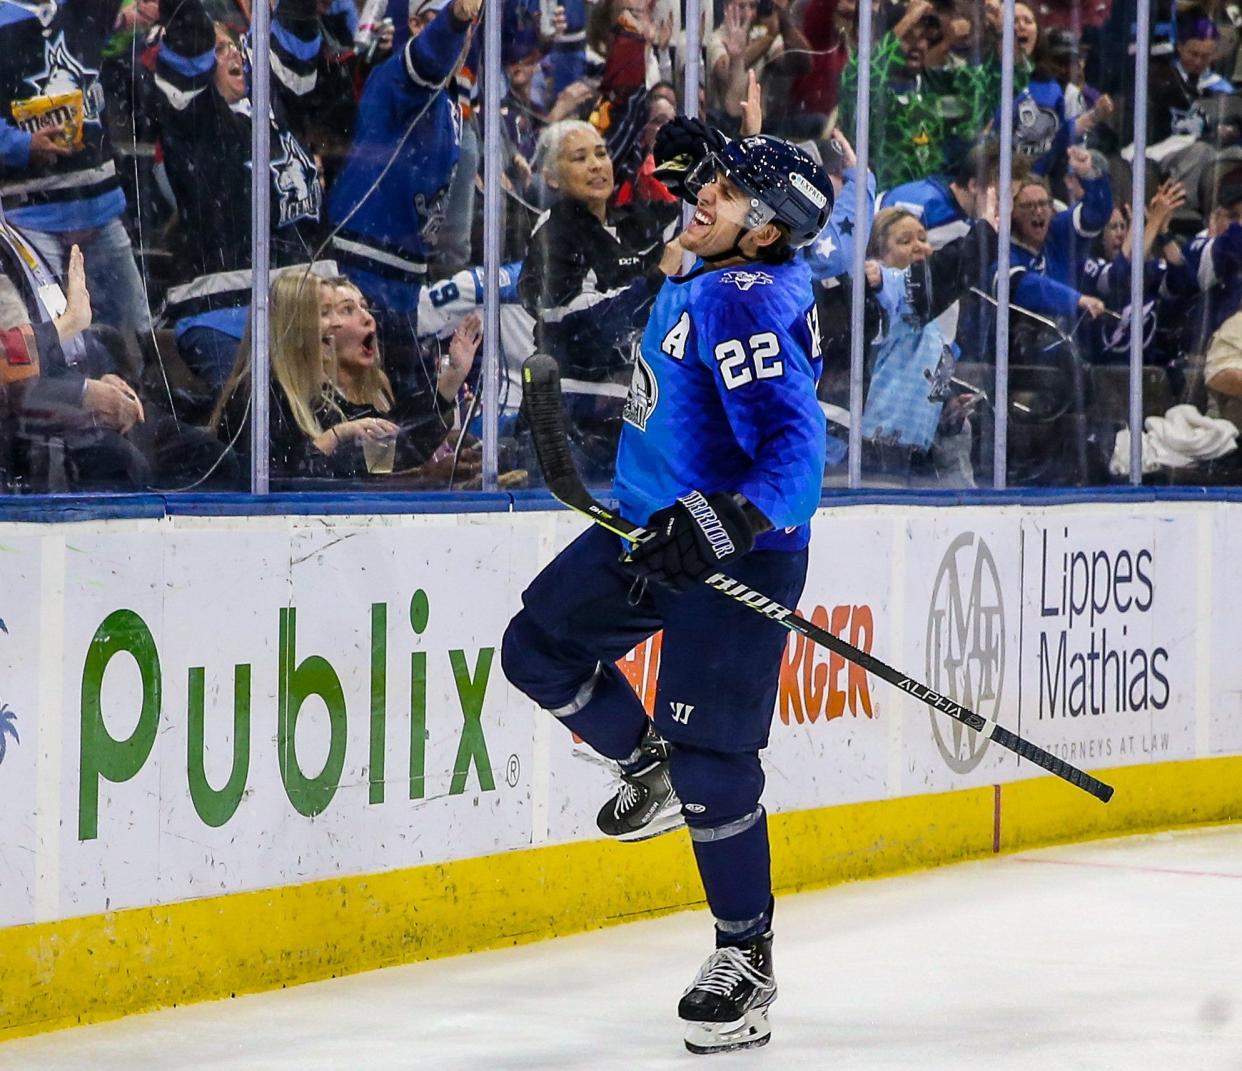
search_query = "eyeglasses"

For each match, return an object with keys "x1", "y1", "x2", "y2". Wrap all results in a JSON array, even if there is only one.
[{"x1": 1014, "y1": 198, "x2": 1052, "y2": 212}]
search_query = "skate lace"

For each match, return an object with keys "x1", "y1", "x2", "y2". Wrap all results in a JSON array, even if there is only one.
[
  {"x1": 614, "y1": 777, "x2": 642, "y2": 816},
  {"x1": 685, "y1": 947, "x2": 770, "y2": 998}
]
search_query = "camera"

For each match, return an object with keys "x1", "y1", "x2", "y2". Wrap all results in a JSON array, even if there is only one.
[{"x1": 917, "y1": 11, "x2": 943, "y2": 45}]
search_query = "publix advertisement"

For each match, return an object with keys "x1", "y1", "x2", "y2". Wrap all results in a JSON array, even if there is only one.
[{"x1": 0, "y1": 502, "x2": 1219, "y2": 930}]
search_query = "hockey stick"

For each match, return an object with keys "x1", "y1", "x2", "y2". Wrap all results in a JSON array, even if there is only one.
[{"x1": 521, "y1": 354, "x2": 1114, "y2": 804}]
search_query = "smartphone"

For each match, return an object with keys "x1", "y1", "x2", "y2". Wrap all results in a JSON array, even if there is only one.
[{"x1": 823, "y1": 136, "x2": 846, "y2": 176}]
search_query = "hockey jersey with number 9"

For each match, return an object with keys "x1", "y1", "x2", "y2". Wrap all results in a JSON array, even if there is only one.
[{"x1": 614, "y1": 256, "x2": 825, "y2": 553}]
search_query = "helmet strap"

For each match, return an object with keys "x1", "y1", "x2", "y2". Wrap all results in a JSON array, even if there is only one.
[
  {"x1": 698, "y1": 221, "x2": 755, "y2": 265},
  {"x1": 700, "y1": 239, "x2": 749, "y2": 265}
]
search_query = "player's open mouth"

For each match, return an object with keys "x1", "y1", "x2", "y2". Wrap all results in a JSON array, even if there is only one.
[
  {"x1": 228, "y1": 62, "x2": 243, "y2": 78},
  {"x1": 361, "y1": 332, "x2": 376, "y2": 358}
]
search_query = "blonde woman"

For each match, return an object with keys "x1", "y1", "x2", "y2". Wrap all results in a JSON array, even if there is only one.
[
  {"x1": 210, "y1": 272, "x2": 398, "y2": 479},
  {"x1": 325, "y1": 278, "x2": 482, "y2": 469}
]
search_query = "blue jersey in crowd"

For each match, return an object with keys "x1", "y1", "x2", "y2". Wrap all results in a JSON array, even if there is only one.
[
  {"x1": 0, "y1": 0, "x2": 127, "y2": 232},
  {"x1": 804, "y1": 166, "x2": 875, "y2": 279},
  {"x1": 1010, "y1": 78, "x2": 1075, "y2": 173},
  {"x1": 1043, "y1": 173, "x2": 1113, "y2": 288},
  {"x1": 614, "y1": 257, "x2": 826, "y2": 553},
  {"x1": 327, "y1": 3, "x2": 471, "y2": 312},
  {"x1": 862, "y1": 265, "x2": 953, "y2": 451},
  {"x1": 879, "y1": 176, "x2": 970, "y2": 249},
  {"x1": 1001, "y1": 171, "x2": 1114, "y2": 319}
]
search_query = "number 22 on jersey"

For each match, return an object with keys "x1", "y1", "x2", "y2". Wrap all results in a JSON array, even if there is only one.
[
  {"x1": 713, "y1": 333, "x2": 783, "y2": 390},
  {"x1": 659, "y1": 311, "x2": 795, "y2": 391}
]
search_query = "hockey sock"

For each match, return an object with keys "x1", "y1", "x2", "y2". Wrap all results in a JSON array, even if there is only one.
[{"x1": 688, "y1": 807, "x2": 773, "y2": 946}]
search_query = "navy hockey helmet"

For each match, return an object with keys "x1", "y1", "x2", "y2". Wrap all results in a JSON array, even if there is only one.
[{"x1": 686, "y1": 135, "x2": 834, "y2": 248}]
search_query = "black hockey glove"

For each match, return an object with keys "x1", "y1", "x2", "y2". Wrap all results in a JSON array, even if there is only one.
[
  {"x1": 159, "y1": 0, "x2": 216, "y2": 56},
  {"x1": 278, "y1": 0, "x2": 322, "y2": 37},
  {"x1": 624, "y1": 491, "x2": 758, "y2": 592},
  {"x1": 652, "y1": 116, "x2": 728, "y2": 200}
]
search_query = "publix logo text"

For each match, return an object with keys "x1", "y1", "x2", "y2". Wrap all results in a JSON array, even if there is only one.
[{"x1": 77, "y1": 590, "x2": 496, "y2": 841}]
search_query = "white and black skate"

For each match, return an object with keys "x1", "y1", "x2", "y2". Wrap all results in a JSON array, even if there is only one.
[
  {"x1": 596, "y1": 726, "x2": 683, "y2": 842},
  {"x1": 679, "y1": 933, "x2": 776, "y2": 1055}
]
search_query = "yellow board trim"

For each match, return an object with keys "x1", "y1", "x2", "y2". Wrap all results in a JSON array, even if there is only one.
[{"x1": 4, "y1": 754, "x2": 1242, "y2": 1043}]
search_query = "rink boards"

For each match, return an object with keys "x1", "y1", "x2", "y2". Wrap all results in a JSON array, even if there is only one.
[{"x1": 1, "y1": 499, "x2": 1241, "y2": 1039}]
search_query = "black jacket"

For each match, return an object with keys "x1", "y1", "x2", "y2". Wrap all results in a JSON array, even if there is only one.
[
  {"x1": 518, "y1": 196, "x2": 676, "y2": 381},
  {"x1": 154, "y1": 0, "x2": 324, "y2": 321}
]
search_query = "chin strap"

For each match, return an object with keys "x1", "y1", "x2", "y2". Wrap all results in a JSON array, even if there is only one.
[{"x1": 700, "y1": 240, "x2": 748, "y2": 264}]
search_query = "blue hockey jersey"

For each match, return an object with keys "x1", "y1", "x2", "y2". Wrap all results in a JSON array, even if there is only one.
[
  {"x1": 804, "y1": 165, "x2": 876, "y2": 279},
  {"x1": 1010, "y1": 77, "x2": 1075, "y2": 173},
  {"x1": 1043, "y1": 173, "x2": 1112, "y2": 289},
  {"x1": 0, "y1": 0, "x2": 127, "y2": 232},
  {"x1": 614, "y1": 257, "x2": 826, "y2": 553},
  {"x1": 878, "y1": 176, "x2": 970, "y2": 250},
  {"x1": 327, "y1": 3, "x2": 472, "y2": 312}
]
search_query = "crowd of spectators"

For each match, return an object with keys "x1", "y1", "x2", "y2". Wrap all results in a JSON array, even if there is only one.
[{"x1": 2, "y1": 0, "x2": 1242, "y2": 493}]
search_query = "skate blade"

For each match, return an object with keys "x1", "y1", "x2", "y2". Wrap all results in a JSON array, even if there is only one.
[
  {"x1": 612, "y1": 806, "x2": 685, "y2": 843},
  {"x1": 683, "y1": 1008, "x2": 772, "y2": 1055}
]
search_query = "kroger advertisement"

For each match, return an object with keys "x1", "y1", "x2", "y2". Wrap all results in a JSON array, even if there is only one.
[{"x1": 0, "y1": 502, "x2": 1224, "y2": 930}]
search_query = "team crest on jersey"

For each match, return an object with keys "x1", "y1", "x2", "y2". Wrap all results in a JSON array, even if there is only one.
[
  {"x1": 721, "y1": 270, "x2": 773, "y2": 292},
  {"x1": 24, "y1": 32, "x2": 103, "y2": 124},
  {"x1": 1170, "y1": 105, "x2": 1208, "y2": 140},
  {"x1": 1103, "y1": 300, "x2": 1158, "y2": 354},
  {"x1": 1014, "y1": 96, "x2": 1058, "y2": 157},
  {"x1": 417, "y1": 182, "x2": 452, "y2": 245},
  {"x1": 271, "y1": 132, "x2": 321, "y2": 228},
  {"x1": 622, "y1": 351, "x2": 659, "y2": 431}
]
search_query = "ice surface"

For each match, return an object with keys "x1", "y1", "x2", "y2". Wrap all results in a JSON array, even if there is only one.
[{"x1": 4, "y1": 825, "x2": 1242, "y2": 1070}]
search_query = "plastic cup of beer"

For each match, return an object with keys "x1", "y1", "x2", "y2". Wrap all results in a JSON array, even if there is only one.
[{"x1": 363, "y1": 434, "x2": 396, "y2": 474}]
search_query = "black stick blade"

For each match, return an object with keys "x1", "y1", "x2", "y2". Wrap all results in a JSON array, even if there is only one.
[{"x1": 522, "y1": 354, "x2": 580, "y2": 497}]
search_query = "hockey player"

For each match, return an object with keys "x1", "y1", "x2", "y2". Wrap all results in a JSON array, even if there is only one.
[{"x1": 502, "y1": 124, "x2": 832, "y2": 1055}]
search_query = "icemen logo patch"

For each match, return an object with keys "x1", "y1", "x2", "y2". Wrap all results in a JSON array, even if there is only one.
[
  {"x1": 24, "y1": 32, "x2": 104, "y2": 125},
  {"x1": 622, "y1": 351, "x2": 659, "y2": 431},
  {"x1": 721, "y1": 270, "x2": 772, "y2": 292},
  {"x1": 271, "y1": 131, "x2": 321, "y2": 228}
]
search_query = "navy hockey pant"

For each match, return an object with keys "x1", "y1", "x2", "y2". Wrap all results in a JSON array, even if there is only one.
[{"x1": 501, "y1": 524, "x2": 808, "y2": 942}]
